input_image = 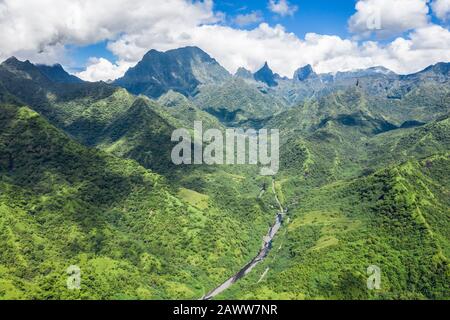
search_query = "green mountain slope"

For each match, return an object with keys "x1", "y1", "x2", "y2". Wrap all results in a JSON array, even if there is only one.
[
  {"x1": 0, "y1": 58, "x2": 195, "y2": 175},
  {"x1": 0, "y1": 53, "x2": 449, "y2": 301},
  {"x1": 158, "y1": 90, "x2": 224, "y2": 130},
  {"x1": 267, "y1": 83, "x2": 449, "y2": 138},
  {"x1": 366, "y1": 115, "x2": 450, "y2": 168},
  {"x1": 194, "y1": 78, "x2": 285, "y2": 126},
  {"x1": 0, "y1": 57, "x2": 120, "y2": 141},
  {"x1": 95, "y1": 97, "x2": 178, "y2": 174},
  {"x1": 277, "y1": 112, "x2": 450, "y2": 188},
  {"x1": 220, "y1": 155, "x2": 450, "y2": 300},
  {"x1": 0, "y1": 103, "x2": 274, "y2": 299}
]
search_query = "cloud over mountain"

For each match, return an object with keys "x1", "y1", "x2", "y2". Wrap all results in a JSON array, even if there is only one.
[
  {"x1": 0, "y1": 0, "x2": 449, "y2": 82},
  {"x1": 0, "y1": 0, "x2": 217, "y2": 64},
  {"x1": 76, "y1": 57, "x2": 134, "y2": 83}
]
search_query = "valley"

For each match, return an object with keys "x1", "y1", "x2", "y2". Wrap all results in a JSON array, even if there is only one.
[
  {"x1": 203, "y1": 179, "x2": 287, "y2": 300},
  {"x1": 0, "y1": 46, "x2": 448, "y2": 300}
]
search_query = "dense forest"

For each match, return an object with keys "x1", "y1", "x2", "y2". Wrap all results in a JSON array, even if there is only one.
[{"x1": 0, "y1": 49, "x2": 448, "y2": 300}]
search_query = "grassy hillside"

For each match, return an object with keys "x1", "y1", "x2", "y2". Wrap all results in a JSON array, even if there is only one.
[
  {"x1": 194, "y1": 78, "x2": 285, "y2": 126},
  {"x1": 267, "y1": 84, "x2": 449, "y2": 138},
  {"x1": 219, "y1": 155, "x2": 450, "y2": 300},
  {"x1": 277, "y1": 111, "x2": 450, "y2": 189},
  {"x1": 0, "y1": 103, "x2": 274, "y2": 299},
  {"x1": 158, "y1": 90, "x2": 224, "y2": 130}
]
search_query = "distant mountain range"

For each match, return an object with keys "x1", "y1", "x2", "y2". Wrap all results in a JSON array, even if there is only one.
[
  {"x1": 100, "y1": 46, "x2": 448, "y2": 126},
  {"x1": 108, "y1": 46, "x2": 449, "y2": 101},
  {"x1": 1, "y1": 46, "x2": 448, "y2": 139},
  {"x1": 4, "y1": 46, "x2": 448, "y2": 111},
  {"x1": 109, "y1": 47, "x2": 448, "y2": 124}
]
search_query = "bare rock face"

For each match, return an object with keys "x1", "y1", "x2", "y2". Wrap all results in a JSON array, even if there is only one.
[{"x1": 114, "y1": 46, "x2": 231, "y2": 98}]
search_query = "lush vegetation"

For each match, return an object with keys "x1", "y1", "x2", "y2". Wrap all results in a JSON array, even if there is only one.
[
  {"x1": 219, "y1": 155, "x2": 450, "y2": 300},
  {"x1": 0, "y1": 53, "x2": 449, "y2": 300},
  {"x1": 0, "y1": 104, "x2": 274, "y2": 299}
]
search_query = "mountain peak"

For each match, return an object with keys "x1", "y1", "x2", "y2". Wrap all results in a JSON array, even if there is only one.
[
  {"x1": 143, "y1": 46, "x2": 214, "y2": 63},
  {"x1": 1, "y1": 57, "x2": 83, "y2": 84},
  {"x1": 4, "y1": 56, "x2": 20, "y2": 64},
  {"x1": 419, "y1": 62, "x2": 450, "y2": 76},
  {"x1": 235, "y1": 67, "x2": 253, "y2": 79},
  {"x1": 36, "y1": 63, "x2": 83, "y2": 84},
  {"x1": 0, "y1": 56, "x2": 54, "y2": 85},
  {"x1": 294, "y1": 64, "x2": 317, "y2": 81},
  {"x1": 334, "y1": 66, "x2": 397, "y2": 80},
  {"x1": 253, "y1": 62, "x2": 278, "y2": 87},
  {"x1": 171, "y1": 46, "x2": 207, "y2": 54},
  {"x1": 366, "y1": 66, "x2": 395, "y2": 75},
  {"x1": 115, "y1": 46, "x2": 230, "y2": 98},
  {"x1": 2, "y1": 56, "x2": 34, "y2": 68}
]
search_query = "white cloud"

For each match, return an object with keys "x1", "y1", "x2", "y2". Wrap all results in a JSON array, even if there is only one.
[
  {"x1": 0, "y1": 0, "x2": 449, "y2": 82},
  {"x1": 105, "y1": 20, "x2": 450, "y2": 78},
  {"x1": 316, "y1": 24, "x2": 450, "y2": 74},
  {"x1": 234, "y1": 11, "x2": 264, "y2": 27},
  {"x1": 432, "y1": 0, "x2": 450, "y2": 20},
  {"x1": 268, "y1": 0, "x2": 298, "y2": 17},
  {"x1": 0, "y1": 0, "x2": 218, "y2": 63},
  {"x1": 75, "y1": 58, "x2": 134, "y2": 82},
  {"x1": 349, "y1": 0, "x2": 430, "y2": 38}
]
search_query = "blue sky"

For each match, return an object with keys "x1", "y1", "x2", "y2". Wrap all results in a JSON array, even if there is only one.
[
  {"x1": 216, "y1": 0, "x2": 356, "y2": 37},
  {"x1": 66, "y1": 42, "x2": 116, "y2": 73},
  {"x1": 1, "y1": 0, "x2": 448, "y2": 80},
  {"x1": 69, "y1": 0, "x2": 358, "y2": 70}
]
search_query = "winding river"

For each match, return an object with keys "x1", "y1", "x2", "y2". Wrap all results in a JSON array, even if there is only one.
[{"x1": 202, "y1": 179, "x2": 286, "y2": 300}]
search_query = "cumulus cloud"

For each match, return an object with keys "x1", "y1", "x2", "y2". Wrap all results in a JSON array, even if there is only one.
[
  {"x1": 432, "y1": 0, "x2": 450, "y2": 20},
  {"x1": 316, "y1": 24, "x2": 450, "y2": 74},
  {"x1": 75, "y1": 58, "x2": 135, "y2": 82},
  {"x1": 348, "y1": 0, "x2": 430, "y2": 38},
  {"x1": 0, "y1": 0, "x2": 218, "y2": 63},
  {"x1": 234, "y1": 11, "x2": 264, "y2": 27},
  {"x1": 268, "y1": 0, "x2": 298, "y2": 17},
  {"x1": 0, "y1": 0, "x2": 449, "y2": 81},
  {"x1": 105, "y1": 20, "x2": 450, "y2": 78}
]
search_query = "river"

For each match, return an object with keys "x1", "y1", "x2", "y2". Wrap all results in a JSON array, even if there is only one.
[{"x1": 202, "y1": 179, "x2": 286, "y2": 300}]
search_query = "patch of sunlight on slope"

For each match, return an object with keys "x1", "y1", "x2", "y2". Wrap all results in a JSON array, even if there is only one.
[
  {"x1": 289, "y1": 211, "x2": 362, "y2": 251},
  {"x1": 178, "y1": 188, "x2": 210, "y2": 210}
]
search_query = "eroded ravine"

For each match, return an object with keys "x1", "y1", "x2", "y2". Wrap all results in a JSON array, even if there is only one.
[{"x1": 202, "y1": 179, "x2": 286, "y2": 300}]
